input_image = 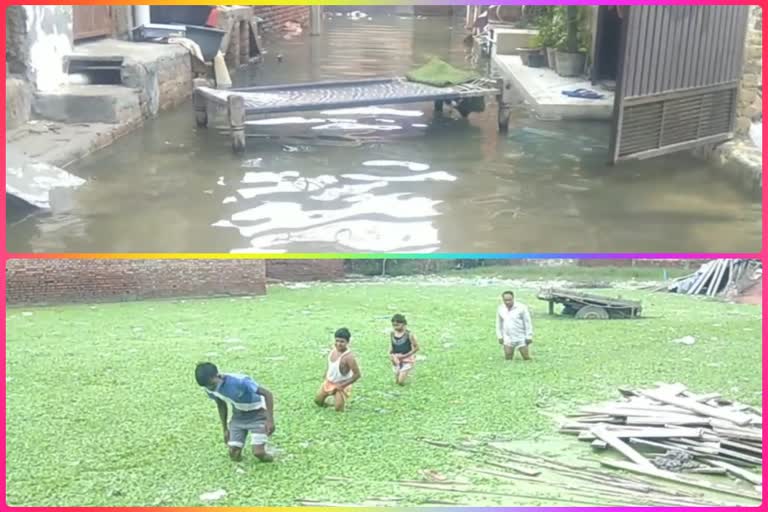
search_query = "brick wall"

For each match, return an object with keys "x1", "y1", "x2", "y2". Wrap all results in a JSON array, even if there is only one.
[
  {"x1": 156, "y1": 52, "x2": 193, "y2": 112},
  {"x1": 6, "y1": 259, "x2": 266, "y2": 305},
  {"x1": 266, "y1": 260, "x2": 345, "y2": 281},
  {"x1": 736, "y1": 6, "x2": 762, "y2": 134},
  {"x1": 252, "y1": 6, "x2": 310, "y2": 32},
  {"x1": 576, "y1": 259, "x2": 697, "y2": 268}
]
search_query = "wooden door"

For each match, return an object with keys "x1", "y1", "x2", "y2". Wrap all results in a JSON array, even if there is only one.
[{"x1": 73, "y1": 6, "x2": 113, "y2": 41}]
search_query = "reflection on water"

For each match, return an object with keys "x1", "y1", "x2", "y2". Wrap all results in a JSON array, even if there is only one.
[{"x1": 5, "y1": 14, "x2": 762, "y2": 253}]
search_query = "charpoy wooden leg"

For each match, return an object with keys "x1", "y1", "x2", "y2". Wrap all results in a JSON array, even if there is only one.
[
  {"x1": 228, "y1": 94, "x2": 246, "y2": 153},
  {"x1": 193, "y1": 90, "x2": 208, "y2": 128}
]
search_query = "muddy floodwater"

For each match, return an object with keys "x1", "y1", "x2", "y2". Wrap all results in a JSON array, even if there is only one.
[{"x1": 6, "y1": 15, "x2": 762, "y2": 253}]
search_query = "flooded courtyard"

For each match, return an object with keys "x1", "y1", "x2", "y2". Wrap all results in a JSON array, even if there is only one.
[{"x1": 6, "y1": 14, "x2": 762, "y2": 253}]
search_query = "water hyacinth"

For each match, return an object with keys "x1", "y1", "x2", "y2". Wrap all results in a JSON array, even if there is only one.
[{"x1": 5, "y1": 273, "x2": 760, "y2": 506}]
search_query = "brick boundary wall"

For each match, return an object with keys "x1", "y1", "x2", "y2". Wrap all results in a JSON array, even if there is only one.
[
  {"x1": 252, "y1": 6, "x2": 310, "y2": 32},
  {"x1": 575, "y1": 259, "x2": 700, "y2": 269},
  {"x1": 6, "y1": 260, "x2": 266, "y2": 305},
  {"x1": 266, "y1": 260, "x2": 345, "y2": 282}
]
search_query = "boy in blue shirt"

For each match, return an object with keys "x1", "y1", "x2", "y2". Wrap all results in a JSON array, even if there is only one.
[{"x1": 195, "y1": 362, "x2": 275, "y2": 462}]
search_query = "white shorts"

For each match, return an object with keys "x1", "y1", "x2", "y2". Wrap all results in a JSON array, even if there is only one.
[{"x1": 503, "y1": 338, "x2": 527, "y2": 349}]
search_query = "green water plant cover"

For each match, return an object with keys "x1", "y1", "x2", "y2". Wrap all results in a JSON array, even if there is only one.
[{"x1": 406, "y1": 57, "x2": 480, "y2": 87}]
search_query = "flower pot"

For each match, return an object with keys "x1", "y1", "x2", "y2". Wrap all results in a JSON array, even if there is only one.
[
  {"x1": 518, "y1": 47, "x2": 543, "y2": 67},
  {"x1": 528, "y1": 53, "x2": 546, "y2": 68},
  {"x1": 555, "y1": 51, "x2": 586, "y2": 77},
  {"x1": 546, "y1": 47, "x2": 557, "y2": 71}
]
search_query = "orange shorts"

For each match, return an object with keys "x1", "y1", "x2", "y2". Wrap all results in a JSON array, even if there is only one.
[{"x1": 322, "y1": 380, "x2": 352, "y2": 398}]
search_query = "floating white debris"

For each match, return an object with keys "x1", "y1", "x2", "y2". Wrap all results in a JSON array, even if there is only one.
[
  {"x1": 363, "y1": 160, "x2": 430, "y2": 171},
  {"x1": 671, "y1": 335, "x2": 696, "y2": 345},
  {"x1": 199, "y1": 489, "x2": 227, "y2": 502}
]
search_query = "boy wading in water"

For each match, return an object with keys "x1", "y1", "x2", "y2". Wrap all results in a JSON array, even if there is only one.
[
  {"x1": 195, "y1": 362, "x2": 275, "y2": 462},
  {"x1": 389, "y1": 314, "x2": 420, "y2": 386},
  {"x1": 496, "y1": 290, "x2": 534, "y2": 361},
  {"x1": 315, "y1": 328, "x2": 361, "y2": 412}
]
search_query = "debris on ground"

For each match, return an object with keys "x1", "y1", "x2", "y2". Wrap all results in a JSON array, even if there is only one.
[
  {"x1": 662, "y1": 259, "x2": 760, "y2": 298},
  {"x1": 307, "y1": 438, "x2": 753, "y2": 507},
  {"x1": 199, "y1": 489, "x2": 227, "y2": 502},
  {"x1": 559, "y1": 383, "x2": 761, "y2": 496},
  {"x1": 670, "y1": 335, "x2": 696, "y2": 345},
  {"x1": 652, "y1": 449, "x2": 698, "y2": 472}
]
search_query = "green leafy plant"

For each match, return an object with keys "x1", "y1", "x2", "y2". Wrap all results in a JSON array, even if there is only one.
[
  {"x1": 552, "y1": 5, "x2": 591, "y2": 54},
  {"x1": 532, "y1": 7, "x2": 564, "y2": 49}
]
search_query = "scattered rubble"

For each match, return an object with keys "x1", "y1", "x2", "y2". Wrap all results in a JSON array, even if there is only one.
[{"x1": 663, "y1": 259, "x2": 760, "y2": 298}]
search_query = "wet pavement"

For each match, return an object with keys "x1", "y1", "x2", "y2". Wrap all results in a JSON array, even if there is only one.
[{"x1": 6, "y1": 14, "x2": 762, "y2": 253}]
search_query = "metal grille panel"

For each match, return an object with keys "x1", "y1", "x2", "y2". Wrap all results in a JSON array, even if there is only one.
[
  {"x1": 618, "y1": 88, "x2": 736, "y2": 158},
  {"x1": 611, "y1": 5, "x2": 749, "y2": 162}
]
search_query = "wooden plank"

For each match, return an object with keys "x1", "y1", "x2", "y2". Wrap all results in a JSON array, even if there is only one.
[
  {"x1": 591, "y1": 426, "x2": 655, "y2": 468},
  {"x1": 481, "y1": 460, "x2": 542, "y2": 477},
  {"x1": 580, "y1": 405, "x2": 694, "y2": 416},
  {"x1": 683, "y1": 443, "x2": 761, "y2": 465},
  {"x1": 640, "y1": 390, "x2": 753, "y2": 426},
  {"x1": 627, "y1": 437, "x2": 681, "y2": 452},
  {"x1": 704, "y1": 460, "x2": 762, "y2": 484},
  {"x1": 720, "y1": 438, "x2": 763, "y2": 456},
  {"x1": 599, "y1": 459, "x2": 761, "y2": 500},
  {"x1": 664, "y1": 441, "x2": 757, "y2": 467},
  {"x1": 606, "y1": 427, "x2": 704, "y2": 439},
  {"x1": 712, "y1": 426, "x2": 762, "y2": 442},
  {"x1": 625, "y1": 416, "x2": 711, "y2": 426},
  {"x1": 683, "y1": 392, "x2": 722, "y2": 403},
  {"x1": 686, "y1": 467, "x2": 727, "y2": 475}
]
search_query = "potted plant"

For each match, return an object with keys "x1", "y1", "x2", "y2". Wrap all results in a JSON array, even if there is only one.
[
  {"x1": 555, "y1": 6, "x2": 588, "y2": 77},
  {"x1": 532, "y1": 7, "x2": 563, "y2": 71}
]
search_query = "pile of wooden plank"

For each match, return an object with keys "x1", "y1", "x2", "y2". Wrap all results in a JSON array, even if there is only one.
[
  {"x1": 560, "y1": 383, "x2": 761, "y2": 498},
  {"x1": 665, "y1": 259, "x2": 760, "y2": 297}
]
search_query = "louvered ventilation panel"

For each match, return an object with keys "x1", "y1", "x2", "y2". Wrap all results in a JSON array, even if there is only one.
[{"x1": 618, "y1": 88, "x2": 736, "y2": 158}]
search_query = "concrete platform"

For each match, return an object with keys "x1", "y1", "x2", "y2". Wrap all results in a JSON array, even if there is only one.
[
  {"x1": 34, "y1": 84, "x2": 142, "y2": 124},
  {"x1": 7, "y1": 119, "x2": 142, "y2": 169},
  {"x1": 6, "y1": 145, "x2": 86, "y2": 210},
  {"x1": 70, "y1": 38, "x2": 190, "y2": 66},
  {"x1": 493, "y1": 53, "x2": 614, "y2": 121}
]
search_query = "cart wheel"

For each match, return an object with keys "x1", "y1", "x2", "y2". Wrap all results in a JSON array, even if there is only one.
[{"x1": 575, "y1": 306, "x2": 610, "y2": 320}]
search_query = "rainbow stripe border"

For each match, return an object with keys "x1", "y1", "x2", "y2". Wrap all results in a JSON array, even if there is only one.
[{"x1": 1, "y1": 0, "x2": 765, "y2": 510}]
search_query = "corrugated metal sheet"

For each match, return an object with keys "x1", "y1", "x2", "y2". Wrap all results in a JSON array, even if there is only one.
[{"x1": 611, "y1": 6, "x2": 749, "y2": 162}]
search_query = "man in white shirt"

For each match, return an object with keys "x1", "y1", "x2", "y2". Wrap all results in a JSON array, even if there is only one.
[{"x1": 496, "y1": 290, "x2": 533, "y2": 361}]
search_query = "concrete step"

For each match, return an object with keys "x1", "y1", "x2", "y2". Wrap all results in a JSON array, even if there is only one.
[{"x1": 33, "y1": 84, "x2": 141, "y2": 124}]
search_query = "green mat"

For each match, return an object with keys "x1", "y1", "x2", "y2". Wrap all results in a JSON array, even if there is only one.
[{"x1": 405, "y1": 57, "x2": 480, "y2": 87}]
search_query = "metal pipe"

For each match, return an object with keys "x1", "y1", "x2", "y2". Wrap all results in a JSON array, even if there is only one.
[{"x1": 310, "y1": 6, "x2": 323, "y2": 36}]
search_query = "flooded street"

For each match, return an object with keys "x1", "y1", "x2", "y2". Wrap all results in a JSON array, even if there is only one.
[{"x1": 6, "y1": 14, "x2": 761, "y2": 253}]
